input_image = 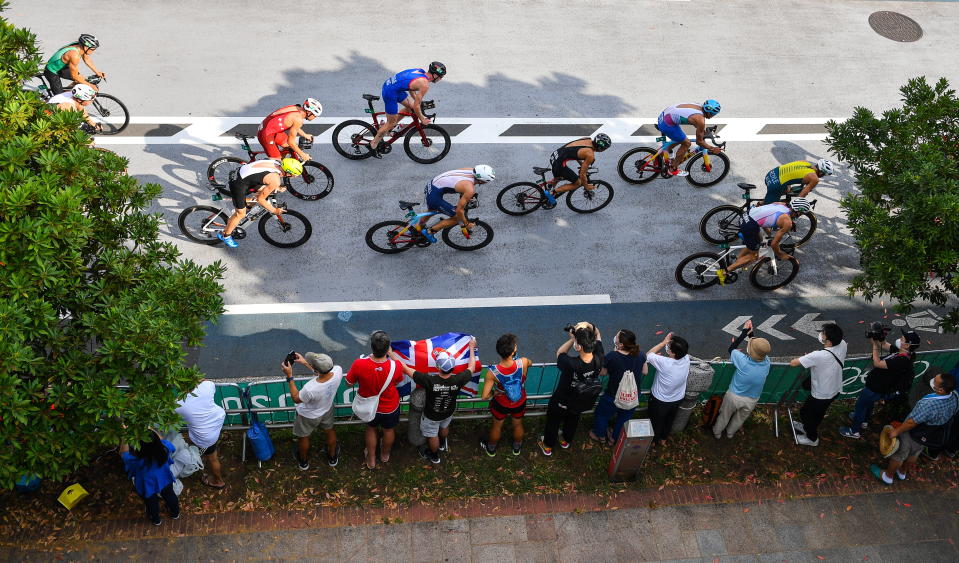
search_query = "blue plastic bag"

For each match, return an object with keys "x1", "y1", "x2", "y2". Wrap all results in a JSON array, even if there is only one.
[{"x1": 244, "y1": 390, "x2": 275, "y2": 462}]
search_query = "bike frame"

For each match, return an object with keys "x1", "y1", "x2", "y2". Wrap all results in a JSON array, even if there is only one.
[
  {"x1": 363, "y1": 97, "x2": 436, "y2": 146},
  {"x1": 701, "y1": 241, "x2": 780, "y2": 283},
  {"x1": 200, "y1": 195, "x2": 288, "y2": 234},
  {"x1": 641, "y1": 126, "x2": 725, "y2": 172}
]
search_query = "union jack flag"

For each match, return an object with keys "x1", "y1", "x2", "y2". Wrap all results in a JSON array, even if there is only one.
[{"x1": 390, "y1": 332, "x2": 481, "y2": 397}]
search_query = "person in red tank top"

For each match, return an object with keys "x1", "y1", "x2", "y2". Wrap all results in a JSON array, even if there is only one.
[
  {"x1": 256, "y1": 98, "x2": 323, "y2": 160},
  {"x1": 479, "y1": 334, "x2": 531, "y2": 457}
]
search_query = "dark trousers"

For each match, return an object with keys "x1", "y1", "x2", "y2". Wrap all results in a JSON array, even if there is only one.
[
  {"x1": 647, "y1": 396, "x2": 682, "y2": 443},
  {"x1": 542, "y1": 398, "x2": 581, "y2": 448},
  {"x1": 143, "y1": 483, "x2": 179, "y2": 524},
  {"x1": 928, "y1": 413, "x2": 959, "y2": 456},
  {"x1": 799, "y1": 395, "x2": 835, "y2": 441}
]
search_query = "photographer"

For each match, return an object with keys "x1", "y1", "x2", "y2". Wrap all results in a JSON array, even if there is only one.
[
  {"x1": 840, "y1": 328, "x2": 921, "y2": 440},
  {"x1": 646, "y1": 332, "x2": 691, "y2": 446},
  {"x1": 282, "y1": 352, "x2": 344, "y2": 470},
  {"x1": 538, "y1": 322, "x2": 604, "y2": 457},
  {"x1": 788, "y1": 323, "x2": 846, "y2": 447}
]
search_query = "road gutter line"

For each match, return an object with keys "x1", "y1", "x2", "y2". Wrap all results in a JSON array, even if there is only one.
[{"x1": 223, "y1": 294, "x2": 613, "y2": 315}]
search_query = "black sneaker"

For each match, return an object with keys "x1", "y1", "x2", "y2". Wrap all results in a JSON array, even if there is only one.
[
  {"x1": 479, "y1": 439, "x2": 496, "y2": 457},
  {"x1": 418, "y1": 445, "x2": 431, "y2": 461},
  {"x1": 152, "y1": 519, "x2": 162, "y2": 526},
  {"x1": 438, "y1": 436, "x2": 449, "y2": 452},
  {"x1": 295, "y1": 450, "x2": 309, "y2": 471},
  {"x1": 170, "y1": 511, "x2": 181, "y2": 520},
  {"x1": 511, "y1": 442, "x2": 522, "y2": 456},
  {"x1": 428, "y1": 449, "x2": 441, "y2": 464},
  {"x1": 327, "y1": 444, "x2": 341, "y2": 467}
]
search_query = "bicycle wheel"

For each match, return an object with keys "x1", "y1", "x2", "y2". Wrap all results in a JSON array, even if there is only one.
[
  {"x1": 566, "y1": 180, "x2": 614, "y2": 214},
  {"x1": 257, "y1": 209, "x2": 311, "y2": 248},
  {"x1": 286, "y1": 161, "x2": 334, "y2": 201},
  {"x1": 616, "y1": 147, "x2": 660, "y2": 184},
  {"x1": 685, "y1": 152, "x2": 731, "y2": 187},
  {"x1": 178, "y1": 206, "x2": 230, "y2": 245},
  {"x1": 365, "y1": 220, "x2": 417, "y2": 254},
  {"x1": 331, "y1": 119, "x2": 377, "y2": 160},
  {"x1": 749, "y1": 256, "x2": 800, "y2": 290},
  {"x1": 496, "y1": 182, "x2": 545, "y2": 216},
  {"x1": 404, "y1": 125, "x2": 451, "y2": 164},
  {"x1": 442, "y1": 220, "x2": 494, "y2": 251},
  {"x1": 675, "y1": 252, "x2": 723, "y2": 290},
  {"x1": 788, "y1": 212, "x2": 817, "y2": 247},
  {"x1": 207, "y1": 157, "x2": 246, "y2": 194},
  {"x1": 88, "y1": 93, "x2": 129, "y2": 135},
  {"x1": 699, "y1": 205, "x2": 745, "y2": 244}
]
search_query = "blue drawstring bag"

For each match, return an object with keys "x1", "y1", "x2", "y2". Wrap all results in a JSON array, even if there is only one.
[
  {"x1": 243, "y1": 389, "x2": 275, "y2": 462},
  {"x1": 15, "y1": 474, "x2": 41, "y2": 493}
]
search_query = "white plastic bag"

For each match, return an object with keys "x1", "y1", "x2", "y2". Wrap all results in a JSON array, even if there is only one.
[
  {"x1": 614, "y1": 370, "x2": 639, "y2": 410},
  {"x1": 351, "y1": 362, "x2": 395, "y2": 422}
]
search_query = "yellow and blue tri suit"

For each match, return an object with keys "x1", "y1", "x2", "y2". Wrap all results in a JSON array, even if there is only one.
[{"x1": 763, "y1": 161, "x2": 816, "y2": 204}]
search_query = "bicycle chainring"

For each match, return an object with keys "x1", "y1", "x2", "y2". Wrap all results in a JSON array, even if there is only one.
[{"x1": 379, "y1": 143, "x2": 393, "y2": 155}]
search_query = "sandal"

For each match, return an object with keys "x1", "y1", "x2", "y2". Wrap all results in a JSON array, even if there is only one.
[
  {"x1": 200, "y1": 474, "x2": 226, "y2": 489},
  {"x1": 363, "y1": 448, "x2": 376, "y2": 470}
]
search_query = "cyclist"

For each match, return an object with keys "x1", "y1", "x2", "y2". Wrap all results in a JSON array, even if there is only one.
[
  {"x1": 762, "y1": 159, "x2": 835, "y2": 204},
  {"x1": 656, "y1": 100, "x2": 723, "y2": 177},
  {"x1": 47, "y1": 83, "x2": 101, "y2": 132},
  {"x1": 216, "y1": 158, "x2": 304, "y2": 248},
  {"x1": 419, "y1": 165, "x2": 495, "y2": 244},
  {"x1": 256, "y1": 98, "x2": 322, "y2": 161},
  {"x1": 43, "y1": 34, "x2": 105, "y2": 95},
  {"x1": 544, "y1": 134, "x2": 612, "y2": 206},
  {"x1": 368, "y1": 62, "x2": 446, "y2": 157},
  {"x1": 717, "y1": 198, "x2": 811, "y2": 284}
]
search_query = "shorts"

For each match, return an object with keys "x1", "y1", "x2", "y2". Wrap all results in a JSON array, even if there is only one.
[
  {"x1": 200, "y1": 442, "x2": 218, "y2": 456},
  {"x1": 890, "y1": 430, "x2": 925, "y2": 462},
  {"x1": 367, "y1": 406, "x2": 400, "y2": 429},
  {"x1": 381, "y1": 82, "x2": 409, "y2": 115},
  {"x1": 490, "y1": 397, "x2": 526, "y2": 420},
  {"x1": 550, "y1": 158, "x2": 579, "y2": 183},
  {"x1": 228, "y1": 178, "x2": 254, "y2": 210},
  {"x1": 420, "y1": 414, "x2": 453, "y2": 437},
  {"x1": 425, "y1": 184, "x2": 457, "y2": 217},
  {"x1": 657, "y1": 112, "x2": 688, "y2": 144},
  {"x1": 43, "y1": 66, "x2": 73, "y2": 95},
  {"x1": 763, "y1": 169, "x2": 784, "y2": 204},
  {"x1": 256, "y1": 129, "x2": 287, "y2": 159},
  {"x1": 737, "y1": 218, "x2": 761, "y2": 251},
  {"x1": 292, "y1": 409, "x2": 335, "y2": 437}
]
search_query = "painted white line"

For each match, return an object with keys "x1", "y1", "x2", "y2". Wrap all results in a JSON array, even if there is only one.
[{"x1": 223, "y1": 294, "x2": 612, "y2": 315}]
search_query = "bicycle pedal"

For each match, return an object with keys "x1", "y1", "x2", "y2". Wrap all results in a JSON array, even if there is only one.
[{"x1": 726, "y1": 272, "x2": 739, "y2": 284}]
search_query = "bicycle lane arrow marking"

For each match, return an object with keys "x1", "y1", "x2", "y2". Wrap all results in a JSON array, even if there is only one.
[
  {"x1": 756, "y1": 314, "x2": 795, "y2": 340},
  {"x1": 722, "y1": 316, "x2": 753, "y2": 337},
  {"x1": 791, "y1": 313, "x2": 835, "y2": 339}
]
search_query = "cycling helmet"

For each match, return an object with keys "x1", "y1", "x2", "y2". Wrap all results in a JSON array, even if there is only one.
[
  {"x1": 702, "y1": 99, "x2": 721, "y2": 117},
  {"x1": 428, "y1": 61, "x2": 447, "y2": 78},
  {"x1": 473, "y1": 164, "x2": 495, "y2": 183},
  {"x1": 434, "y1": 350, "x2": 456, "y2": 373},
  {"x1": 815, "y1": 158, "x2": 835, "y2": 176},
  {"x1": 789, "y1": 197, "x2": 811, "y2": 213},
  {"x1": 302, "y1": 97, "x2": 322, "y2": 118},
  {"x1": 592, "y1": 133, "x2": 612, "y2": 151},
  {"x1": 78, "y1": 34, "x2": 99, "y2": 49},
  {"x1": 280, "y1": 158, "x2": 304, "y2": 176},
  {"x1": 71, "y1": 83, "x2": 96, "y2": 101}
]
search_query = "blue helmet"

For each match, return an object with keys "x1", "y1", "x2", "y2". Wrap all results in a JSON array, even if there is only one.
[{"x1": 702, "y1": 99, "x2": 721, "y2": 117}]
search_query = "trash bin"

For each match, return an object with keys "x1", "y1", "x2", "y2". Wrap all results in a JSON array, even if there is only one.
[{"x1": 608, "y1": 418, "x2": 654, "y2": 482}]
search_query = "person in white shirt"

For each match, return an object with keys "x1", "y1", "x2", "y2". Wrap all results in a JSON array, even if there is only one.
[
  {"x1": 282, "y1": 352, "x2": 344, "y2": 470},
  {"x1": 645, "y1": 332, "x2": 691, "y2": 445},
  {"x1": 175, "y1": 380, "x2": 227, "y2": 489},
  {"x1": 789, "y1": 323, "x2": 847, "y2": 446}
]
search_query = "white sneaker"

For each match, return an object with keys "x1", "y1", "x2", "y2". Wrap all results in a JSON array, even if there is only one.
[
  {"x1": 792, "y1": 420, "x2": 806, "y2": 435},
  {"x1": 796, "y1": 434, "x2": 819, "y2": 447}
]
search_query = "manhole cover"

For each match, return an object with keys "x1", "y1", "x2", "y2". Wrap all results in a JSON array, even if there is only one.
[{"x1": 868, "y1": 11, "x2": 923, "y2": 42}]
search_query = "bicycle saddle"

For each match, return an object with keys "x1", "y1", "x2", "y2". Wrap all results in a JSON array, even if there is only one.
[
  {"x1": 737, "y1": 183, "x2": 757, "y2": 191},
  {"x1": 532, "y1": 166, "x2": 551, "y2": 175},
  {"x1": 398, "y1": 200, "x2": 420, "y2": 210},
  {"x1": 234, "y1": 132, "x2": 252, "y2": 140},
  {"x1": 363, "y1": 94, "x2": 380, "y2": 101}
]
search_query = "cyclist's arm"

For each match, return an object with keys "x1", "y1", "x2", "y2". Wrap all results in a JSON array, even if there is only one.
[
  {"x1": 285, "y1": 116, "x2": 311, "y2": 160},
  {"x1": 408, "y1": 79, "x2": 430, "y2": 120},
  {"x1": 578, "y1": 150, "x2": 595, "y2": 186},
  {"x1": 453, "y1": 183, "x2": 476, "y2": 225},
  {"x1": 255, "y1": 178, "x2": 282, "y2": 214},
  {"x1": 65, "y1": 51, "x2": 89, "y2": 86},
  {"x1": 771, "y1": 216, "x2": 792, "y2": 257},
  {"x1": 80, "y1": 104, "x2": 98, "y2": 128},
  {"x1": 798, "y1": 172, "x2": 819, "y2": 198},
  {"x1": 81, "y1": 51, "x2": 105, "y2": 78},
  {"x1": 689, "y1": 114, "x2": 719, "y2": 152}
]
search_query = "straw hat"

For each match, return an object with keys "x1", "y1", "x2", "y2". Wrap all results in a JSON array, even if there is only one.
[
  {"x1": 879, "y1": 425, "x2": 900, "y2": 458},
  {"x1": 747, "y1": 338, "x2": 771, "y2": 362}
]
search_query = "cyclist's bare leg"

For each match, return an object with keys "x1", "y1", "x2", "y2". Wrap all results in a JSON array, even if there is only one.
[
  {"x1": 726, "y1": 249, "x2": 758, "y2": 273},
  {"x1": 370, "y1": 112, "x2": 401, "y2": 149},
  {"x1": 553, "y1": 178, "x2": 584, "y2": 195},
  {"x1": 428, "y1": 214, "x2": 460, "y2": 233},
  {"x1": 671, "y1": 139, "x2": 692, "y2": 172},
  {"x1": 223, "y1": 208, "x2": 247, "y2": 236}
]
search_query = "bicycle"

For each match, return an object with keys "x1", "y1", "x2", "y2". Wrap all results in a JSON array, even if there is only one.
[
  {"x1": 32, "y1": 73, "x2": 129, "y2": 135},
  {"x1": 206, "y1": 134, "x2": 334, "y2": 201},
  {"x1": 331, "y1": 95, "x2": 450, "y2": 164},
  {"x1": 617, "y1": 125, "x2": 729, "y2": 187},
  {"x1": 675, "y1": 234, "x2": 800, "y2": 291},
  {"x1": 699, "y1": 182, "x2": 818, "y2": 246},
  {"x1": 365, "y1": 197, "x2": 493, "y2": 253},
  {"x1": 178, "y1": 192, "x2": 312, "y2": 248},
  {"x1": 495, "y1": 166, "x2": 613, "y2": 215}
]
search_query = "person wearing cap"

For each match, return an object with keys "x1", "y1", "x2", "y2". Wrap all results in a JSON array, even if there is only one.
[
  {"x1": 788, "y1": 323, "x2": 847, "y2": 446},
  {"x1": 870, "y1": 372, "x2": 958, "y2": 484},
  {"x1": 840, "y1": 329, "x2": 921, "y2": 440},
  {"x1": 283, "y1": 352, "x2": 345, "y2": 470},
  {"x1": 713, "y1": 320, "x2": 772, "y2": 439}
]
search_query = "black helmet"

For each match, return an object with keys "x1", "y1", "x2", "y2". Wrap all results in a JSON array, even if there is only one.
[
  {"x1": 428, "y1": 61, "x2": 447, "y2": 78},
  {"x1": 78, "y1": 34, "x2": 99, "y2": 49},
  {"x1": 592, "y1": 133, "x2": 612, "y2": 150}
]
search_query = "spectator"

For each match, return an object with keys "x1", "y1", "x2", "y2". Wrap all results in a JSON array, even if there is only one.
[
  {"x1": 645, "y1": 332, "x2": 690, "y2": 445},
  {"x1": 480, "y1": 334, "x2": 531, "y2": 457},
  {"x1": 283, "y1": 352, "x2": 345, "y2": 470},
  {"x1": 589, "y1": 329, "x2": 647, "y2": 445},
  {"x1": 119, "y1": 430, "x2": 179, "y2": 526},
  {"x1": 871, "y1": 372, "x2": 958, "y2": 484},
  {"x1": 175, "y1": 380, "x2": 226, "y2": 489},
  {"x1": 840, "y1": 329, "x2": 920, "y2": 439},
  {"x1": 346, "y1": 330, "x2": 405, "y2": 469},
  {"x1": 392, "y1": 339, "x2": 477, "y2": 464},
  {"x1": 712, "y1": 321, "x2": 771, "y2": 439},
  {"x1": 539, "y1": 323, "x2": 604, "y2": 456},
  {"x1": 788, "y1": 323, "x2": 847, "y2": 446}
]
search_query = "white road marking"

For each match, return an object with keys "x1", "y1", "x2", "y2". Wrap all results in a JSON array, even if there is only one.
[
  {"x1": 791, "y1": 313, "x2": 835, "y2": 339},
  {"x1": 223, "y1": 294, "x2": 612, "y2": 315},
  {"x1": 94, "y1": 116, "x2": 845, "y2": 145},
  {"x1": 757, "y1": 314, "x2": 795, "y2": 341}
]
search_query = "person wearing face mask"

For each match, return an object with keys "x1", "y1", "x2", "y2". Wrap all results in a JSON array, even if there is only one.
[
  {"x1": 788, "y1": 323, "x2": 847, "y2": 446},
  {"x1": 840, "y1": 329, "x2": 921, "y2": 440},
  {"x1": 645, "y1": 332, "x2": 691, "y2": 446},
  {"x1": 589, "y1": 329, "x2": 647, "y2": 445},
  {"x1": 870, "y1": 372, "x2": 958, "y2": 484},
  {"x1": 712, "y1": 320, "x2": 771, "y2": 440}
]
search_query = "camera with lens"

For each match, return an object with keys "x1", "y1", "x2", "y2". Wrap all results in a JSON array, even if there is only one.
[
  {"x1": 563, "y1": 323, "x2": 575, "y2": 333},
  {"x1": 865, "y1": 321, "x2": 891, "y2": 341}
]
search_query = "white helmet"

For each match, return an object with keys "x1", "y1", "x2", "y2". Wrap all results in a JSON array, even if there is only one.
[
  {"x1": 816, "y1": 158, "x2": 835, "y2": 176},
  {"x1": 71, "y1": 83, "x2": 96, "y2": 101},
  {"x1": 473, "y1": 164, "x2": 495, "y2": 183},
  {"x1": 302, "y1": 98, "x2": 322, "y2": 117},
  {"x1": 789, "y1": 197, "x2": 811, "y2": 213}
]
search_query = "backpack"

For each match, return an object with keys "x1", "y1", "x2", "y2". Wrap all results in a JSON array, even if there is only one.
[
  {"x1": 489, "y1": 363, "x2": 524, "y2": 403},
  {"x1": 568, "y1": 373, "x2": 603, "y2": 412},
  {"x1": 701, "y1": 394, "x2": 724, "y2": 427},
  {"x1": 613, "y1": 369, "x2": 640, "y2": 410}
]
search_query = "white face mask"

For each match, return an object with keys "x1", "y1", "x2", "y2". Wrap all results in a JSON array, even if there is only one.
[
  {"x1": 894, "y1": 338, "x2": 902, "y2": 350},
  {"x1": 818, "y1": 333, "x2": 826, "y2": 345},
  {"x1": 930, "y1": 378, "x2": 938, "y2": 392}
]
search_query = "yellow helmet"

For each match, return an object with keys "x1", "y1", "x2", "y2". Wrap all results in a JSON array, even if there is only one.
[{"x1": 280, "y1": 158, "x2": 304, "y2": 176}]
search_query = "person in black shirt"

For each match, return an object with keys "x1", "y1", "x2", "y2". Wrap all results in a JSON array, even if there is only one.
[
  {"x1": 589, "y1": 329, "x2": 647, "y2": 445},
  {"x1": 840, "y1": 329, "x2": 920, "y2": 439},
  {"x1": 538, "y1": 323, "x2": 604, "y2": 456}
]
